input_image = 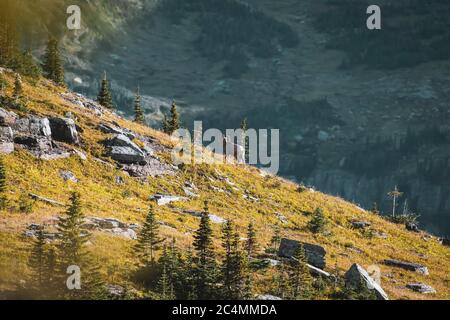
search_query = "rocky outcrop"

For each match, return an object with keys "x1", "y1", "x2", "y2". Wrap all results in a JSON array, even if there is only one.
[
  {"x1": 278, "y1": 238, "x2": 326, "y2": 269},
  {"x1": 0, "y1": 107, "x2": 17, "y2": 126},
  {"x1": 344, "y1": 263, "x2": 389, "y2": 300},
  {"x1": 0, "y1": 125, "x2": 14, "y2": 154},
  {"x1": 59, "y1": 170, "x2": 79, "y2": 183},
  {"x1": 151, "y1": 193, "x2": 187, "y2": 206},
  {"x1": 82, "y1": 217, "x2": 138, "y2": 240},
  {"x1": 351, "y1": 221, "x2": 371, "y2": 229},
  {"x1": 442, "y1": 238, "x2": 450, "y2": 247},
  {"x1": 406, "y1": 283, "x2": 436, "y2": 294},
  {"x1": 181, "y1": 209, "x2": 225, "y2": 224},
  {"x1": 49, "y1": 117, "x2": 79, "y2": 144},
  {"x1": 14, "y1": 117, "x2": 52, "y2": 137},
  {"x1": 29, "y1": 193, "x2": 65, "y2": 206},
  {"x1": 384, "y1": 259, "x2": 429, "y2": 275},
  {"x1": 103, "y1": 134, "x2": 145, "y2": 164},
  {"x1": 406, "y1": 222, "x2": 419, "y2": 232},
  {"x1": 98, "y1": 123, "x2": 136, "y2": 140},
  {"x1": 256, "y1": 294, "x2": 282, "y2": 300}
]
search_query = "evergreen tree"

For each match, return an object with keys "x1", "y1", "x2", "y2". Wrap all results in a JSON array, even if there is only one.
[
  {"x1": 57, "y1": 192, "x2": 87, "y2": 267},
  {"x1": 29, "y1": 227, "x2": 46, "y2": 288},
  {"x1": 307, "y1": 207, "x2": 328, "y2": 234},
  {"x1": 134, "y1": 204, "x2": 164, "y2": 266},
  {"x1": 0, "y1": 0, "x2": 19, "y2": 67},
  {"x1": 134, "y1": 86, "x2": 145, "y2": 124},
  {"x1": 270, "y1": 225, "x2": 282, "y2": 251},
  {"x1": 56, "y1": 192, "x2": 106, "y2": 299},
  {"x1": 162, "y1": 114, "x2": 170, "y2": 134},
  {"x1": 221, "y1": 220, "x2": 235, "y2": 297},
  {"x1": 245, "y1": 222, "x2": 258, "y2": 258},
  {"x1": 274, "y1": 264, "x2": 290, "y2": 299},
  {"x1": 0, "y1": 156, "x2": 7, "y2": 209},
  {"x1": 163, "y1": 101, "x2": 180, "y2": 135},
  {"x1": 13, "y1": 73, "x2": 22, "y2": 99},
  {"x1": 169, "y1": 101, "x2": 180, "y2": 133},
  {"x1": 289, "y1": 244, "x2": 313, "y2": 300},
  {"x1": 157, "y1": 245, "x2": 176, "y2": 300},
  {"x1": 42, "y1": 246, "x2": 57, "y2": 297},
  {"x1": 193, "y1": 201, "x2": 218, "y2": 299},
  {"x1": 97, "y1": 72, "x2": 114, "y2": 109},
  {"x1": 17, "y1": 50, "x2": 41, "y2": 79},
  {"x1": 221, "y1": 220, "x2": 250, "y2": 299},
  {"x1": 184, "y1": 247, "x2": 197, "y2": 300},
  {"x1": 42, "y1": 37, "x2": 65, "y2": 86}
]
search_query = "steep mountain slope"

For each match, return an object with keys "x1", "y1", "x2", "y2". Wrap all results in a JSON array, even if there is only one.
[
  {"x1": 0, "y1": 69, "x2": 449, "y2": 299},
  {"x1": 26, "y1": 0, "x2": 449, "y2": 235}
]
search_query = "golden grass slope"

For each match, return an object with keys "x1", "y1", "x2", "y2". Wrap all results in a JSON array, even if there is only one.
[{"x1": 0, "y1": 71, "x2": 449, "y2": 299}]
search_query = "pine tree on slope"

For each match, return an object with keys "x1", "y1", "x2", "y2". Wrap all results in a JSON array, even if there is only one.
[
  {"x1": 42, "y1": 37, "x2": 65, "y2": 86},
  {"x1": 134, "y1": 86, "x2": 145, "y2": 124},
  {"x1": 193, "y1": 201, "x2": 218, "y2": 299},
  {"x1": 134, "y1": 203, "x2": 164, "y2": 266},
  {"x1": 97, "y1": 72, "x2": 114, "y2": 109}
]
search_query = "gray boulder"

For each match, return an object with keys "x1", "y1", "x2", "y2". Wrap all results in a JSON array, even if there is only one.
[
  {"x1": 344, "y1": 263, "x2": 389, "y2": 300},
  {"x1": 406, "y1": 222, "x2": 419, "y2": 232},
  {"x1": 278, "y1": 238, "x2": 326, "y2": 269},
  {"x1": 29, "y1": 117, "x2": 52, "y2": 137},
  {"x1": 14, "y1": 136, "x2": 53, "y2": 152},
  {"x1": 0, "y1": 126, "x2": 14, "y2": 154},
  {"x1": 351, "y1": 221, "x2": 371, "y2": 229},
  {"x1": 151, "y1": 193, "x2": 186, "y2": 206},
  {"x1": 13, "y1": 117, "x2": 51, "y2": 137},
  {"x1": 0, "y1": 107, "x2": 17, "y2": 126},
  {"x1": 0, "y1": 142, "x2": 14, "y2": 154},
  {"x1": 104, "y1": 134, "x2": 145, "y2": 163},
  {"x1": 49, "y1": 117, "x2": 79, "y2": 144},
  {"x1": 406, "y1": 283, "x2": 436, "y2": 294},
  {"x1": 59, "y1": 170, "x2": 79, "y2": 183},
  {"x1": 0, "y1": 126, "x2": 13, "y2": 141},
  {"x1": 110, "y1": 146, "x2": 145, "y2": 164},
  {"x1": 384, "y1": 259, "x2": 429, "y2": 275}
]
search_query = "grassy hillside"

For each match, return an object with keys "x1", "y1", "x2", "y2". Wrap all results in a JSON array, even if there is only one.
[{"x1": 0, "y1": 70, "x2": 449, "y2": 300}]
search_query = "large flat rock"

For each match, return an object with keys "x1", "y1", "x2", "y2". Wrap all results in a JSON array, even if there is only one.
[
  {"x1": 278, "y1": 238, "x2": 326, "y2": 269},
  {"x1": 384, "y1": 259, "x2": 429, "y2": 275}
]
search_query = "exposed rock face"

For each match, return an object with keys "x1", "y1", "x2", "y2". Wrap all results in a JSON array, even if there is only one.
[
  {"x1": 103, "y1": 134, "x2": 145, "y2": 164},
  {"x1": 351, "y1": 221, "x2": 371, "y2": 229},
  {"x1": 256, "y1": 294, "x2": 282, "y2": 301},
  {"x1": 14, "y1": 135, "x2": 53, "y2": 152},
  {"x1": 0, "y1": 125, "x2": 14, "y2": 154},
  {"x1": 98, "y1": 123, "x2": 136, "y2": 140},
  {"x1": 442, "y1": 238, "x2": 450, "y2": 246},
  {"x1": 0, "y1": 107, "x2": 17, "y2": 125},
  {"x1": 151, "y1": 193, "x2": 186, "y2": 206},
  {"x1": 180, "y1": 209, "x2": 225, "y2": 224},
  {"x1": 49, "y1": 117, "x2": 79, "y2": 144},
  {"x1": 109, "y1": 146, "x2": 145, "y2": 164},
  {"x1": 384, "y1": 259, "x2": 429, "y2": 275},
  {"x1": 406, "y1": 283, "x2": 436, "y2": 294},
  {"x1": 344, "y1": 263, "x2": 389, "y2": 300},
  {"x1": 82, "y1": 217, "x2": 138, "y2": 240},
  {"x1": 59, "y1": 170, "x2": 79, "y2": 183},
  {"x1": 278, "y1": 238, "x2": 326, "y2": 269},
  {"x1": 406, "y1": 222, "x2": 419, "y2": 232},
  {"x1": 17, "y1": 117, "x2": 52, "y2": 137},
  {"x1": 106, "y1": 284, "x2": 125, "y2": 298}
]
